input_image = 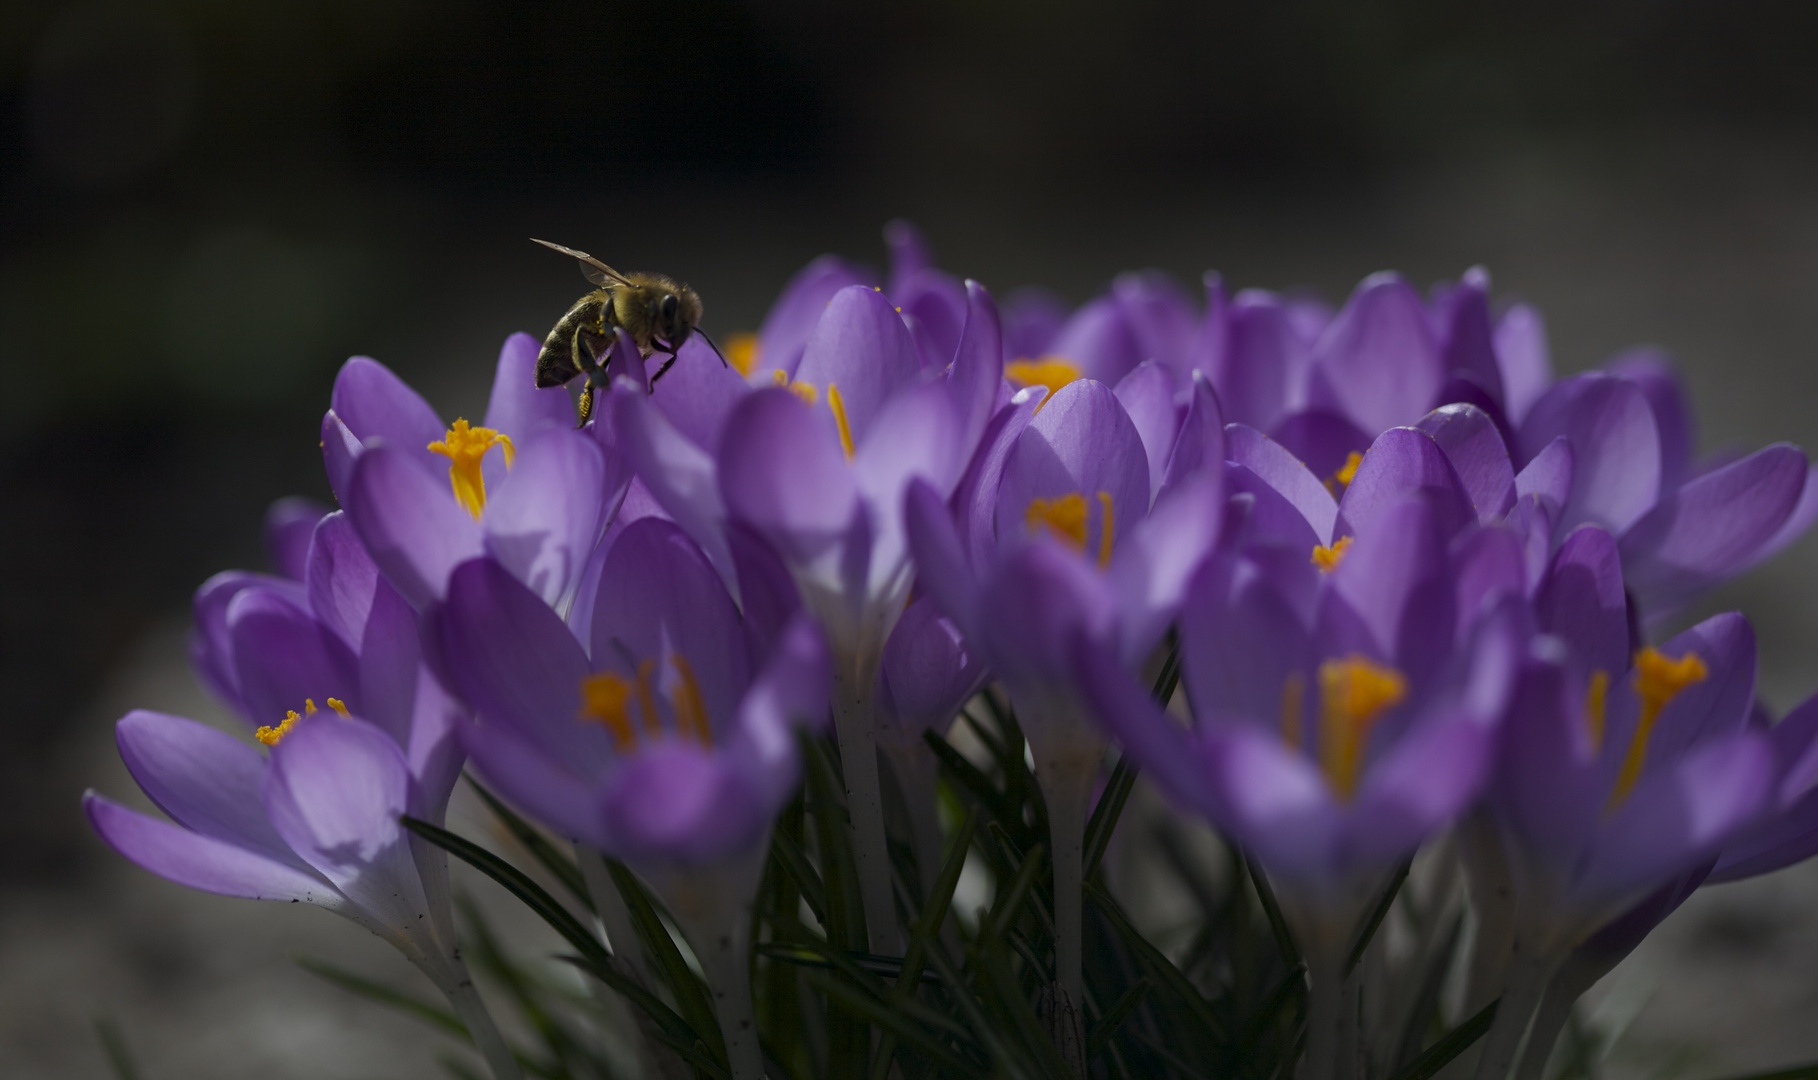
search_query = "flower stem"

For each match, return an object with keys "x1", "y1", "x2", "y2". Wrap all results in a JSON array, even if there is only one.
[
  {"x1": 576, "y1": 843, "x2": 652, "y2": 989},
  {"x1": 1035, "y1": 750, "x2": 1096, "y2": 1010},
  {"x1": 1460, "y1": 811, "x2": 1517, "y2": 1015},
  {"x1": 1472, "y1": 949, "x2": 1554, "y2": 1080},
  {"x1": 1513, "y1": 953, "x2": 1604, "y2": 1080},
  {"x1": 687, "y1": 915, "x2": 765, "y2": 1080},
  {"x1": 438, "y1": 958, "x2": 524, "y2": 1080},
  {"x1": 1300, "y1": 953, "x2": 1345, "y2": 1080},
  {"x1": 884, "y1": 742, "x2": 944, "y2": 901},
  {"x1": 833, "y1": 666, "x2": 901, "y2": 955}
]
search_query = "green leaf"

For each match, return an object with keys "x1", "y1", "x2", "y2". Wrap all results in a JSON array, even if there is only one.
[
  {"x1": 925, "y1": 729, "x2": 1020, "y2": 830},
  {"x1": 1386, "y1": 998, "x2": 1499, "y2": 1080},
  {"x1": 804, "y1": 971, "x2": 988, "y2": 1079},
  {"x1": 984, "y1": 840, "x2": 1048, "y2": 944},
  {"x1": 92, "y1": 1016, "x2": 141, "y2": 1080},
  {"x1": 768, "y1": 825, "x2": 829, "y2": 927},
  {"x1": 1345, "y1": 857, "x2": 1412, "y2": 977},
  {"x1": 1241, "y1": 849, "x2": 1302, "y2": 971},
  {"x1": 295, "y1": 955, "x2": 468, "y2": 1038},
  {"x1": 801, "y1": 732, "x2": 869, "y2": 1079},
  {"x1": 606, "y1": 858, "x2": 729, "y2": 1071},
  {"x1": 467, "y1": 776, "x2": 593, "y2": 912},
  {"x1": 552, "y1": 956, "x2": 730, "y2": 1079},
  {"x1": 1082, "y1": 753, "x2": 1139, "y2": 879},
  {"x1": 1085, "y1": 879, "x2": 1230, "y2": 1045},
  {"x1": 1086, "y1": 978, "x2": 1149, "y2": 1061},
  {"x1": 921, "y1": 940, "x2": 1042, "y2": 1080}
]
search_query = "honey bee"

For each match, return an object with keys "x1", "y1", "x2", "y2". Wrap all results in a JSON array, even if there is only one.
[{"x1": 530, "y1": 238, "x2": 727, "y2": 425}]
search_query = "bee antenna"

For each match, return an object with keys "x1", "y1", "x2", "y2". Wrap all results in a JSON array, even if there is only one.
[{"x1": 694, "y1": 327, "x2": 731, "y2": 369}]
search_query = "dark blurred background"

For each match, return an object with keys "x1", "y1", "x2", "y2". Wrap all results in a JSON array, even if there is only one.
[{"x1": 9, "y1": 1, "x2": 1818, "y2": 1074}]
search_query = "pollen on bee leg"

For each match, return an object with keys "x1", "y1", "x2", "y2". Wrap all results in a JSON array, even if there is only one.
[
  {"x1": 1608, "y1": 648, "x2": 1709, "y2": 808},
  {"x1": 428, "y1": 419, "x2": 516, "y2": 520}
]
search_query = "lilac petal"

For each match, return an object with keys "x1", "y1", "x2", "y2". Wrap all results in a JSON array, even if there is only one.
[
  {"x1": 463, "y1": 722, "x2": 609, "y2": 849},
  {"x1": 599, "y1": 744, "x2": 764, "y2": 863},
  {"x1": 719, "y1": 388, "x2": 859, "y2": 563},
  {"x1": 331, "y1": 356, "x2": 447, "y2": 479},
  {"x1": 1436, "y1": 268, "x2": 1505, "y2": 403},
  {"x1": 1494, "y1": 659, "x2": 1603, "y2": 866},
  {"x1": 952, "y1": 390, "x2": 1042, "y2": 566},
  {"x1": 305, "y1": 511, "x2": 381, "y2": 651},
  {"x1": 403, "y1": 667, "x2": 465, "y2": 822},
  {"x1": 115, "y1": 710, "x2": 313, "y2": 870},
  {"x1": 1514, "y1": 435, "x2": 1575, "y2": 519},
  {"x1": 346, "y1": 444, "x2": 483, "y2": 608},
  {"x1": 228, "y1": 587, "x2": 362, "y2": 728},
  {"x1": 1451, "y1": 525, "x2": 1529, "y2": 637},
  {"x1": 264, "y1": 713, "x2": 431, "y2": 931},
  {"x1": 1225, "y1": 463, "x2": 1324, "y2": 556},
  {"x1": 1709, "y1": 786, "x2": 1818, "y2": 883},
  {"x1": 1618, "y1": 444, "x2": 1807, "y2": 605},
  {"x1": 1110, "y1": 474, "x2": 1224, "y2": 663},
  {"x1": 1113, "y1": 270, "x2": 1198, "y2": 376},
  {"x1": 1747, "y1": 463, "x2": 1818, "y2": 568},
  {"x1": 1225, "y1": 424, "x2": 1337, "y2": 546},
  {"x1": 439, "y1": 558, "x2": 610, "y2": 775},
  {"x1": 1494, "y1": 303, "x2": 1553, "y2": 425},
  {"x1": 1048, "y1": 297, "x2": 1144, "y2": 385},
  {"x1": 591, "y1": 519, "x2": 749, "y2": 735},
  {"x1": 995, "y1": 379, "x2": 1150, "y2": 552},
  {"x1": 482, "y1": 331, "x2": 577, "y2": 446},
  {"x1": 1206, "y1": 722, "x2": 1340, "y2": 883},
  {"x1": 356, "y1": 582, "x2": 422, "y2": 751},
  {"x1": 1347, "y1": 712, "x2": 1494, "y2": 869},
  {"x1": 265, "y1": 497, "x2": 329, "y2": 581},
  {"x1": 1180, "y1": 556, "x2": 1314, "y2": 725},
  {"x1": 1185, "y1": 272, "x2": 1228, "y2": 382},
  {"x1": 1335, "y1": 428, "x2": 1475, "y2": 543},
  {"x1": 193, "y1": 571, "x2": 303, "y2": 713},
  {"x1": 854, "y1": 381, "x2": 967, "y2": 595},
  {"x1": 1415, "y1": 404, "x2": 1516, "y2": 522},
  {"x1": 794, "y1": 285, "x2": 923, "y2": 442},
  {"x1": 1633, "y1": 613, "x2": 1758, "y2": 768},
  {"x1": 649, "y1": 337, "x2": 753, "y2": 452},
  {"x1": 84, "y1": 793, "x2": 335, "y2": 903},
  {"x1": 1268, "y1": 409, "x2": 1375, "y2": 485},
  {"x1": 976, "y1": 543, "x2": 1118, "y2": 689},
  {"x1": 1507, "y1": 496, "x2": 1556, "y2": 597},
  {"x1": 1580, "y1": 734, "x2": 1773, "y2": 905},
  {"x1": 755, "y1": 256, "x2": 874, "y2": 382},
  {"x1": 1538, "y1": 526, "x2": 1630, "y2": 676},
  {"x1": 1519, "y1": 374, "x2": 1661, "y2": 536},
  {"x1": 1607, "y1": 350, "x2": 1694, "y2": 491},
  {"x1": 1071, "y1": 635, "x2": 1224, "y2": 824},
  {"x1": 904, "y1": 477, "x2": 984, "y2": 643},
  {"x1": 1219, "y1": 290, "x2": 1312, "y2": 430},
  {"x1": 729, "y1": 520, "x2": 802, "y2": 662},
  {"x1": 1311, "y1": 273, "x2": 1442, "y2": 435},
  {"x1": 896, "y1": 268, "x2": 969, "y2": 370},
  {"x1": 1327, "y1": 497, "x2": 1452, "y2": 670},
  {"x1": 321, "y1": 410, "x2": 363, "y2": 505},
  {"x1": 483, "y1": 429, "x2": 610, "y2": 607},
  {"x1": 879, "y1": 598, "x2": 985, "y2": 745},
  {"x1": 1003, "y1": 287, "x2": 1069, "y2": 361},
  {"x1": 303, "y1": 511, "x2": 418, "y2": 746},
  {"x1": 614, "y1": 388, "x2": 738, "y2": 595},
  {"x1": 727, "y1": 614, "x2": 829, "y2": 809},
  {"x1": 948, "y1": 280, "x2": 1006, "y2": 458},
  {"x1": 884, "y1": 219, "x2": 933, "y2": 295},
  {"x1": 1115, "y1": 362, "x2": 1183, "y2": 504},
  {"x1": 1158, "y1": 373, "x2": 1226, "y2": 504}
]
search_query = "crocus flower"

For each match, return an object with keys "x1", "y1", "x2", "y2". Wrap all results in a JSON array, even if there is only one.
[
  {"x1": 322, "y1": 334, "x2": 620, "y2": 613},
  {"x1": 1073, "y1": 496, "x2": 1523, "y2": 1080},
  {"x1": 87, "y1": 511, "x2": 520, "y2": 1079},
  {"x1": 906, "y1": 369, "x2": 1226, "y2": 1010},
  {"x1": 435, "y1": 519, "x2": 829, "y2": 1080}
]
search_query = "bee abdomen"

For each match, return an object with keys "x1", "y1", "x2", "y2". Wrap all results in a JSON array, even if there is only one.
[{"x1": 536, "y1": 295, "x2": 610, "y2": 387}]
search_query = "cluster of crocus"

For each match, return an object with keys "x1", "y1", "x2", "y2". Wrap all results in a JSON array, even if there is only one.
[{"x1": 86, "y1": 222, "x2": 1818, "y2": 1080}]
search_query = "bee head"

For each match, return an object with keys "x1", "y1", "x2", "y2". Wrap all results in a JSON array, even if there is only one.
[{"x1": 657, "y1": 284, "x2": 704, "y2": 350}]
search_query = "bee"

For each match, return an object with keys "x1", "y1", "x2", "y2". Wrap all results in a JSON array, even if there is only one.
[{"x1": 530, "y1": 238, "x2": 727, "y2": 425}]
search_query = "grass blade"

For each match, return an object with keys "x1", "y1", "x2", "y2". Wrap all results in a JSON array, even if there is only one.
[
  {"x1": 467, "y1": 776, "x2": 592, "y2": 912},
  {"x1": 1387, "y1": 999, "x2": 1499, "y2": 1080},
  {"x1": 93, "y1": 1016, "x2": 141, "y2": 1080},
  {"x1": 1345, "y1": 858, "x2": 1412, "y2": 977},
  {"x1": 1087, "y1": 978, "x2": 1149, "y2": 1061},
  {"x1": 606, "y1": 858, "x2": 729, "y2": 1070},
  {"x1": 1242, "y1": 849, "x2": 1302, "y2": 971},
  {"x1": 296, "y1": 955, "x2": 468, "y2": 1038},
  {"x1": 1082, "y1": 753, "x2": 1139, "y2": 879}
]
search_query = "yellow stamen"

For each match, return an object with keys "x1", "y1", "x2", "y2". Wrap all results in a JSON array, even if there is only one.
[
  {"x1": 1311, "y1": 535, "x2": 1354, "y2": 573},
  {"x1": 1584, "y1": 670, "x2": 1610, "y2": 752},
  {"x1": 725, "y1": 331, "x2": 759, "y2": 376},
  {"x1": 1095, "y1": 491, "x2": 1115, "y2": 568},
  {"x1": 578, "y1": 673, "x2": 639, "y2": 752},
  {"x1": 326, "y1": 697, "x2": 350, "y2": 717},
  {"x1": 1005, "y1": 357, "x2": 1083, "y2": 395},
  {"x1": 1280, "y1": 672, "x2": 1306, "y2": 751},
  {"x1": 1324, "y1": 451, "x2": 1364, "y2": 498},
  {"x1": 1609, "y1": 648, "x2": 1709, "y2": 808},
  {"x1": 1026, "y1": 493, "x2": 1090, "y2": 550},
  {"x1": 255, "y1": 697, "x2": 346, "y2": 747},
  {"x1": 670, "y1": 655, "x2": 713, "y2": 747},
  {"x1": 827, "y1": 382, "x2": 855, "y2": 460},
  {"x1": 428, "y1": 419, "x2": 516, "y2": 520},
  {"x1": 1317, "y1": 656, "x2": 1408, "y2": 799},
  {"x1": 634, "y1": 659, "x2": 663, "y2": 736},
  {"x1": 773, "y1": 369, "x2": 820, "y2": 406}
]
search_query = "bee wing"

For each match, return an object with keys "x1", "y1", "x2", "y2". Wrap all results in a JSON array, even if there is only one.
[{"x1": 530, "y1": 238, "x2": 634, "y2": 288}]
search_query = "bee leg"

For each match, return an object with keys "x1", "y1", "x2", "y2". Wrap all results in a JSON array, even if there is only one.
[
  {"x1": 649, "y1": 349, "x2": 679, "y2": 388},
  {"x1": 576, "y1": 379, "x2": 597, "y2": 427}
]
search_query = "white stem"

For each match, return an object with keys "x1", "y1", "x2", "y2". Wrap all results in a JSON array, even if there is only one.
[
  {"x1": 1513, "y1": 955, "x2": 1603, "y2": 1080},
  {"x1": 1461, "y1": 812, "x2": 1517, "y2": 1015},
  {"x1": 884, "y1": 742, "x2": 945, "y2": 901},
  {"x1": 1472, "y1": 949, "x2": 1554, "y2": 1080},
  {"x1": 688, "y1": 915, "x2": 765, "y2": 1080},
  {"x1": 438, "y1": 957, "x2": 524, "y2": 1080},
  {"x1": 1035, "y1": 751, "x2": 1095, "y2": 1010},
  {"x1": 576, "y1": 844, "x2": 652, "y2": 989},
  {"x1": 833, "y1": 667, "x2": 901, "y2": 955}
]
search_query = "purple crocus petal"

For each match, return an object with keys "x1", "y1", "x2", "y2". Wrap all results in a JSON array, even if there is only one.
[
  {"x1": 884, "y1": 219, "x2": 933, "y2": 296},
  {"x1": 1578, "y1": 733, "x2": 1773, "y2": 906},
  {"x1": 1224, "y1": 424, "x2": 1337, "y2": 545},
  {"x1": 994, "y1": 380, "x2": 1149, "y2": 551},
  {"x1": 1113, "y1": 270, "x2": 1198, "y2": 376},
  {"x1": 1494, "y1": 303, "x2": 1553, "y2": 425},
  {"x1": 482, "y1": 331, "x2": 576, "y2": 448},
  {"x1": 614, "y1": 388, "x2": 738, "y2": 595},
  {"x1": 904, "y1": 477, "x2": 985, "y2": 643},
  {"x1": 719, "y1": 388, "x2": 859, "y2": 563},
  {"x1": 1631, "y1": 613, "x2": 1757, "y2": 767},
  {"x1": 949, "y1": 280, "x2": 1006, "y2": 461},
  {"x1": 193, "y1": 571, "x2": 302, "y2": 713},
  {"x1": 1709, "y1": 695, "x2": 1818, "y2": 881},
  {"x1": 330, "y1": 356, "x2": 447, "y2": 480},
  {"x1": 1495, "y1": 656, "x2": 1604, "y2": 867},
  {"x1": 952, "y1": 389, "x2": 1043, "y2": 567},
  {"x1": 1268, "y1": 410, "x2": 1375, "y2": 485},
  {"x1": 878, "y1": 598, "x2": 985, "y2": 745},
  {"x1": 976, "y1": 542, "x2": 1117, "y2": 689},
  {"x1": 1518, "y1": 373, "x2": 1661, "y2": 536},
  {"x1": 599, "y1": 744, "x2": 764, "y2": 863},
  {"x1": 265, "y1": 497, "x2": 329, "y2": 581},
  {"x1": 1514, "y1": 435, "x2": 1575, "y2": 519},
  {"x1": 1414, "y1": 404, "x2": 1516, "y2": 522},
  {"x1": 1311, "y1": 273, "x2": 1442, "y2": 435},
  {"x1": 321, "y1": 410, "x2": 363, "y2": 505},
  {"x1": 1003, "y1": 287, "x2": 1069, "y2": 361},
  {"x1": 302, "y1": 512, "x2": 418, "y2": 745},
  {"x1": 1606, "y1": 350, "x2": 1694, "y2": 491},
  {"x1": 1048, "y1": 297, "x2": 1144, "y2": 385},
  {"x1": 345, "y1": 444, "x2": 483, "y2": 608},
  {"x1": 1618, "y1": 444, "x2": 1807, "y2": 607},
  {"x1": 115, "y1": 710, "x2": 315, "y2": 871},
  {"x1": 754, "y1": 255, "x2": 874, "y2": 382},
  {"x1": 1116, "y1": 362, "x2": 1183, "y2": 504},
  {"x1": 794, "y1": 285, "x2": 922, "y2": 442},
  {"x1": 1537, "y1": 526, "x2": 1630, "y2": 677},
  {"x1": 1185, "y1": 272, "x2": 1228, "y2": 382},
  {"x1": 403, "y1": 667, "x2": 465, "y2": 823},
  {"x1": 305, "y1": 512, "x2": 380, "y2": 651},
  {"x1": 591, "y1": 519, "x2": 749, "y2": 732},
  {"x1": 1219, "y1": 290, "x2": 1313, "y2": 431},
  {"x1": 1206, "y1": 722, "x2": 1340, "y2": 884},
  {"x1": 1347, "y1": 711, "x2": 1494, "y2": 870},
  {"x1": 1507, "y1": 496, "x2": 1556, "y2": 596},
  {"x1": 439, "y1": 558, "x2": 611, "y2": 774},
  {"x1": 1334, "y1": 428, "x2": 1474, "y2": 542},
  {"x1": 1157, "y1": 372, "x2": 1226, "y2": 504},
  {"x1": 1435, "y1": 268, "x2": 1505, "y2": 404},
  {"x1": 727, "y1": 614, "x2": 829, "y2": 808},
  {"x1": 853, "y1": 380, "x2": 967, "y2": 594},
  {"x1": 1179, "y1": 556, "x2": 1314, "y2": 724},
  {"x1": 228, "y1": 587, "x2": 362, "y2": 727},
  {"x1": 1451, "y1": 525, "x2": 1529, "y2": 636},
  {"x1": 728, "y1": 520, "x2": 802, "y2": 662},
  {"x1": 84, "y1": 793, "x2": 336, "y2": 903},
  {"x1": 263, "y1": 713, "x2": 432, "y2": 932},
  {"x1": 1327, "y1": 497, "x2": 1453, "y2": 674},
  {"x1": 649, "y1": 337, "x2": 753, "y2": 451},
  {"x1": 1745, "y1": 464, "x2": 1818, "y2": 569},
  {"x1": 1071, "y1": 634, "x2": 1225, "y2": 824},
  {"x1": 1110, "y1": 475, "x2": 1224, "y2": 663},
  {"x1": 482, "y1": 429, "x2": 609, "y2": 606},
  {"x1": 463, "y1": 722, "x2": 608, "y2": 849},
  {"x1": 896, "y1": 268, "x2": 969, "y2": 370}
]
